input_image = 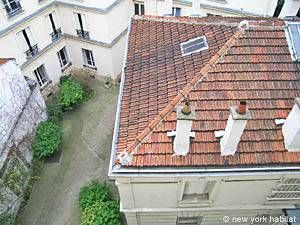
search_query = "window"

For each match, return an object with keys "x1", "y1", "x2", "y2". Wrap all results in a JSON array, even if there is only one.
[
  {"x1": 82, "y1": 49, "x2": 95, "y2": 67},
  {"x1": 267, "y1": 178, "x2": 300, "y2": 201},
  {"x1": 74, "y1": 13, "x2": 89, "y2": 39},
  {"x1": 2, "y1": 0, "x2": 22, "y2": 16},
  {"x1": 33, "y1": 65, "x2": 48, "y2": 87},
  {"x1": 180, "y1": 181, "x2": 215, "y2": 205},
  {"x1": 134, "y1": 2, "x2": 144, "y2": 15},
  {"x1": 286, "y1": 23, "x2": 300, "y2": 61},
  {"x1": 273, "y1": 0, "x2": 285, "y2": 17},
  {"x1": 57, "y1": 47, "x2": 69, "y2": 68},
  {"x1": 172, "y1": 7, "x2": 181, "y2": 17},
  {"x1": 47, "y1": 12, "x2": 62, "y2": 42},
  {"x1": 180, "y1": 36, "x2": 209, "y2": 56},
  {"x1": 177, "y1": 217, "x2": 203, "y2": 225},
  {"x1": 16, "y1": 27, "x2": 38, "y2": 58}
]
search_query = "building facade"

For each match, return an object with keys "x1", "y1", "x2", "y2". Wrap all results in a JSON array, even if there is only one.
[
  {"x1": 0, "y1": 58, "x2": 47, "y2": 221},
  {"x1": 0, "y1": 0, "x2": 133, "y2": 97},
  {"x1": 0, "y1": 0, "x2": 299, "y2": 98}
]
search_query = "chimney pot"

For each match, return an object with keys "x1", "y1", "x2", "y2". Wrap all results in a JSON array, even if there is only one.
[
  {"x1": 236, "y1": 101, "x2": 247, "y2": 115},
  {"x1": 181, "y1": 101, "x2": 192, "y2": 115}
]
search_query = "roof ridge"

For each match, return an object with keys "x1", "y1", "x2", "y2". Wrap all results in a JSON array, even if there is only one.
[
  {"x1": 133, "y1": 15, "x2": 240, "y2": 27},
  {"x1": 116, "y1": 27, "x2": 246, "y2": 165}
]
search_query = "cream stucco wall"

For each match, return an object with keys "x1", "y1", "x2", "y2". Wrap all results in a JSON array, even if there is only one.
[{"x1": 115, "y1": 173, "x2": 300, "y2": 225}]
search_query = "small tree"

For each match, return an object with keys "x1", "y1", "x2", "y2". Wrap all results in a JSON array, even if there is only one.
[{"x1": 32, "y1": 121, "x2": 63, "y2": 158}]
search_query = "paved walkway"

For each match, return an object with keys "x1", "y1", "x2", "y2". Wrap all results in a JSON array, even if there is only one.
[{"x1": 17, "y1": 80, "x2": 119, "y2": 225}]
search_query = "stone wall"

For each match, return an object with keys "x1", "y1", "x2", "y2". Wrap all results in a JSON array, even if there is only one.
[{"x1": 0, "y1": 60, "x2": 47, "y2": 221}]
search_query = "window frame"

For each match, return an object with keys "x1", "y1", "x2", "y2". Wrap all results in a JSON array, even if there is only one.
[
  {"x1": 172, "y1": 7, "x2": 181, "y2": 17},
  {"x1": 33, "y1": 64, "x2": 49, "y2": 88},
  {"x1": 82, "y1": 48, "x2": 96, "y2": 68},
  {"x1": 57, "y1": 47, "x2": 69, "y2": 68},
  {"x1": 134, "y1": 2, "x2": 144, "y2": 15},
  {"x1": 286, "y1": 22, "x2": 300, "y2": 61},
  {"x1": 180, "y1": 36, "x2": 209, "y2": 56},
  {"x1": 176, "y1": 216, "x2": 203, "y2": 225},
  {"x1": 2, "y1": 0, "x2": 22, "y2": 16}
]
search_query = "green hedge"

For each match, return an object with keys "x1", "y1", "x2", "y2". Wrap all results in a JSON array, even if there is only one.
[
  {"x1": 32, "y1": 121, "x2": 63, "y2": 158},
  {"x1": 81, "y1": 201, "x2": 120, "y2": 225},
  {"x1": 79, "y1": 180, "x2": 121, "y2": 225},
  {"x1": 47, "y1": 101, "x2": 63, "y2": 123},
  {"x1": 79, "y1": 181, "x2": 111, "y2": 210},
  {"x1": 59, "y1": 78, "x2": 84, "y2": 110}
]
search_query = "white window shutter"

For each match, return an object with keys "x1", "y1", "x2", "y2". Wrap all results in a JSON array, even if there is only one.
[
  {"x1": 52, "y1": 11, "x2": 61, "y2": 29},
  {"x1": 45, "y1": 14, "x2": 53, "y2": 34},
  {"x1": 73, "y1": 13, "x2": 80, "y2": 30},
  {"x1": 25, "y1": 27, "x2": 36, "y2": 45},
  {"x1": 16, "y1": 31, "x2": 27, "y2": 52},
  {"x1": 81, "y1": 14, "x2": 88, "y2": 31}
]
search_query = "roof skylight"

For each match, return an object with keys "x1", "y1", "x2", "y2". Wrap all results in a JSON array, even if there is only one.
[
  {"x1": 286, "y1": 23, "x2": 300, "y2": 61},
  {"x1": 180, "y1": 36, "x2": 209, "y2": 56}
]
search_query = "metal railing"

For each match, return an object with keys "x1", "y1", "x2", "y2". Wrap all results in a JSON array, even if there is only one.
[
  {"x1": 25, "y1": 44, "x2": 39, "y2": 58},
  {"x1": 50, "y1": 27, "x2": 62, "y2": 42},
  {"x1": 76, "y1": 29, "x2": 90, "y2": 39}
]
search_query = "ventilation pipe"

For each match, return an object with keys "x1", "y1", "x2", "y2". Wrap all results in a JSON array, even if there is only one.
[
  {"x1": 220, "y1": 101, "x2": 252, "y2": 156},
  {"x1": 167, "y1": 102, "x2": 195, "y2": 156},
  {"x1": 282, "y1": 98, "x2": 300, "y2": 151}
]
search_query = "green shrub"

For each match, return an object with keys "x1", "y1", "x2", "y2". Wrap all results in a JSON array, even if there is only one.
[
  {"x1": 60, "y1": 75, "x2": 70, "y2": 84},
  {"x1": 59, "y1": 79, "x2": 84, "y2": 110},
  {"x1": 0, "y1": 214, "x2": 14, "y2": 225},
  {"x1": 81, "y1": 201, "x2": 121, "y2": 225},
  {"x1": 47, "y1": 101, "x2": 63, "y2": 123},
  {"x1": 79, "y1": 180, "x2": 111, "y2": 210},
  {"x1": 32, "y1": 121, "x2": 63, "y2": 158}
]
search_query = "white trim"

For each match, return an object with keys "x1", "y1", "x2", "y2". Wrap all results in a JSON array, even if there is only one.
[
  {"x1": 180, "y1": 36, "x2": 209, "y2": 56},
  {"x1": 108, "y1": 17, "x2": 133, "y2": 177}
]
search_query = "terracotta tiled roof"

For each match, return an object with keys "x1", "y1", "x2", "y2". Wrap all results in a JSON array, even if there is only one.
[
  {"x1": 115, "y1": 16, "x2": 300, "y2": 168},
  {"x1": 0, "y1": 58, "x2": 13, "y2": 65}
]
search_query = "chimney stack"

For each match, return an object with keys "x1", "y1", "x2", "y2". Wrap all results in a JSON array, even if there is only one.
[
  {"x1": 162, "y1": 0, "x2": 173, "y2": 16},
  {"x1": 282, "y1": 98, "x2": 300, "y2": 151},
  {"x1": 191, "y1": 0, "x2": 201, "y2": 16},
  {"x1": 220, "y1": 101, "x2": 252, "y2": 156},
  {"x1": 167, "y1": 101, "x2": 195, "y2": 156}
]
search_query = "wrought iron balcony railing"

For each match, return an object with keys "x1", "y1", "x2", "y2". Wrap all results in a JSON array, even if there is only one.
[
  {"x1": 50, "y1": 28, "x2": 62, "y2": 42},
  {"x1": 25, "y1": 44, "x2": 39, "y2": 59},
  {"x1": 76, "y1": 29, "x2": 90, "y2": 39}
]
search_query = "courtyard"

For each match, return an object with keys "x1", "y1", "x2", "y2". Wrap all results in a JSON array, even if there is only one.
[{"x1": 16, "y1": 79, "x2": 119, "y2": 225}]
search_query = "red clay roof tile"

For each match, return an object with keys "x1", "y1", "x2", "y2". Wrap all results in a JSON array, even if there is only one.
[{"x1": 115, "y1": 16, "x2": 300, "y2": 168}]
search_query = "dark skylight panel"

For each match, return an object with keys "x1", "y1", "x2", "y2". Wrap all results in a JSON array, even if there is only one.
[{"x1": 180, "y1": 36, "x2": 209, "y2": 56}]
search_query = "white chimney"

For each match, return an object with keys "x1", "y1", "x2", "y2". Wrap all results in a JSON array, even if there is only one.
[
  {"x1": 220, "y1": 101, "x2": 252, "y2": 156},
  {"x1": 167, "y1": 102, "x2": 195, "y2": 156},
  {"x1": 282, "y1": 98, "x2": 300, "y2": 152},
  {"x1": 162, "y1": 0, "x2": 173, "y2": 16},
  {"x1": 191, "y1": 0, "x2": 201, "y2": 16}
]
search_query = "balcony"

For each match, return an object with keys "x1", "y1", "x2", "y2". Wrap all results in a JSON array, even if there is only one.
[
  {"x1": 25, "y1": 44, "x2": 39, "y2": 59},
  {"x1": 50, "y1": 28, "x2": 62, "y2": 42},
  {"x1": 76, "y1": 29, "x2": 90, "y2": 39}
]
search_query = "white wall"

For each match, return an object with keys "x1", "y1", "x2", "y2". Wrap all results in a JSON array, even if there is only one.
[{"x1": 116, "y1": 174, "x2": 300, "y2": 225}]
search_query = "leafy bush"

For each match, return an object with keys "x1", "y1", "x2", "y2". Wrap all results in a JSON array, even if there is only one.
[
  {"x1": 59, "y1": 78, "x2": 84, "y2": 110},
  {"x1": 79, "y1": 181, "x2": 121, "y2": 225},
  {"x1": 47, "y1": 101, "x2": 63, "y2": 123},
  {"x1": 81, "y1": 201, "x2": 120, "y2": 225},
  {"x1": 79, "y1": 181, "x2": 111, "y2": 210},
  {"x1": 60, "y1": 75, "x2": 70, "y2": 85},
  {"x1": 32, "y1": 121, "x2": 63, "y2": 158},
  {"x1": 0, "y1": 214, "x2": 14, "y2": 225}
]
